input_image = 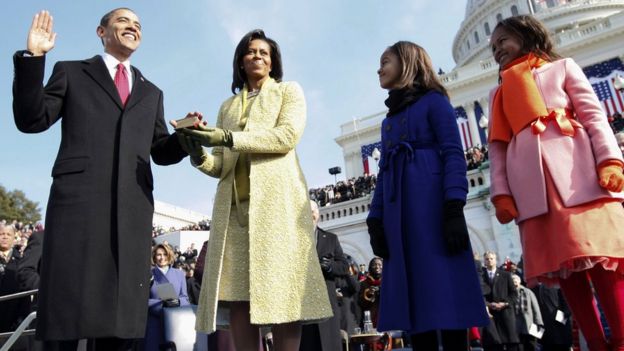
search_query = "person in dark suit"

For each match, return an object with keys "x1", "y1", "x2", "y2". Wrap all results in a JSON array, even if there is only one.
[
  {"x1": 16, "y1": 230, "x2": 43, "y2": 296},
  {"x1": 300, "y1": 200, "x2": 350, "y2": 351},
  {"x1": 530, "y1": 284, "x2": 573, "y2": 351},
  {"x1": 12, "y1": 9, "x2": 188, "y2": 350},
  {"x1": 481, "y1": 251, "x2": 520, "y2": 351},
  {"x1": 0, "y1": 224, "x2": 29, "y2": 334}
]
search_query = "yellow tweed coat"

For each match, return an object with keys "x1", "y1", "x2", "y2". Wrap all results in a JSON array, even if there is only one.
[{"x1": 194, "y1": 78, "x2": 332, "y2": 333}]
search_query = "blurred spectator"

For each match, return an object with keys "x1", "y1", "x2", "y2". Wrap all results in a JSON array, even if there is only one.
[
  {"x1": 144, "y1": 244, "x2": 190, "y2": 351},
  {"x1": 358, "y1": 257, "x2": 382, "y2": 328},
  {"x1": 357, "y1": 264, "x2": 368, "y2": 282},
  {"x1": 0, "y1": 223, "x2": 29, "y2": 333},
  {"x1": 481, "y1": 251, "x2": 520, "y2": 351},
  {"x1": 512, "y1": 274, "x2": 543, "y2": 351},
  {"x1": 611, "y1": 112, "x2": 624, "y2": 133},
  {"x1": 616, "y1": 132, "x2": 624, "y2": 157},
  {"x1": 182, "y1": 243, "x2": 198, "y2": 262},
  {"x1": 466, "y1": 145, "x2": 489, "y2": 170},
  {"x1": 309, "y1": 174, "x2": 377, "y2": 207},
  {"x1": 300, "y1": 201, "x2": 349, "y2": 351},
  {"x1": 530, "y1": 284, "x2": 573, "y2": 351},
  {"x1": 336, "y1": 262, "x2": 361, "y2": 335}
]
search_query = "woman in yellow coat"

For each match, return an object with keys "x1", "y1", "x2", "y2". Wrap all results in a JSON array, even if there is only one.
[{"x1": 178, "y1": 29, "x2": 331, "y2": 350}]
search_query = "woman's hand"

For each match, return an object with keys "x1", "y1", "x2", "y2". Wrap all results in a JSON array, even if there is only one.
[{"x1": 179, "y1": 123, "x2": 233, "y2": 148}]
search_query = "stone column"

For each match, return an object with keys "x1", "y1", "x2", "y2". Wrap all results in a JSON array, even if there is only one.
[
  {"x1": 479, "y1": 96, "x2": 490, "y2": 139},
  {"x1": 464, "y1": 102, "x2": 483, "y2": 147}
]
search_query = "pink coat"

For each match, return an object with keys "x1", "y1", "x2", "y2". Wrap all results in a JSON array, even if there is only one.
[{"x1": 489, "y1": 58, "x2": 624, "y2": 222}]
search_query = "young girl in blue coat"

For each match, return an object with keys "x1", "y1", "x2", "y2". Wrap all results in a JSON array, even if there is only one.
[{"x1": 367, "y1": 41, "x2": 489, "y2": 350}]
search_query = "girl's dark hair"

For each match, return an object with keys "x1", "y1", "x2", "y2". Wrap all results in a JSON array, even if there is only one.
[
  {"x1": 386, "y1": 41, "x2": 449, "y2": 98},
  {"x1": 231, "y1": 29, "x2": 283, "y2": 94},
  {"x1": 493, "y1": 15, "x2": 562, "y2": 62}
]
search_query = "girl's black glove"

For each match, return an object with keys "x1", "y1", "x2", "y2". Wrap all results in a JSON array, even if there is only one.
[{"x1": 443, "y1": 200, "x2": 470, "y2": 255}]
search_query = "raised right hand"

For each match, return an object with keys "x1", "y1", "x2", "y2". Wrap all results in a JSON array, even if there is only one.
[{"x1": 27, "y1": 10, "x2": 57, "y2": 56}]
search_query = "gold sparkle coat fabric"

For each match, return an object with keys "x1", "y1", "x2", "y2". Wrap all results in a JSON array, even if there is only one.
[{"x1": 194, "y1": 78, "x2": 332, "y2": 333}]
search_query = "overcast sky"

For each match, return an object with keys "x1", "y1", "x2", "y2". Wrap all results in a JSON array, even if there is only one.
[{"x1": 0, "y1": 0, "x2": 468, "y2": 219}]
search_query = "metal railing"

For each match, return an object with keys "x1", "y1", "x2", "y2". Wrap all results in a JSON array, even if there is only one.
[{"x1": 0, "y1": 289, "x2": 38, "y2": 351}]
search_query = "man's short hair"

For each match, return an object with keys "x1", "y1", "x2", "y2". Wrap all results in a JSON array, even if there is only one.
[
  {"x1": 99, "y1": 7, "x2": 135, "y2": 27},
  {"x1": 0, "y1": 223, "x2": 16, "y2": 235},
  {"x1": 483, "y1": 250, "x2": 497, "y2": 258}
]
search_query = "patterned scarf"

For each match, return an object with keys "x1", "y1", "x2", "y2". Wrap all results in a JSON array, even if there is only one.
[{"x1": 514, "y1": 287, "x2": 529, "y2": 314}]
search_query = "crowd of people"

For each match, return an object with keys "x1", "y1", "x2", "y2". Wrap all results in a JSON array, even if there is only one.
[
  {"x1": 151, "y1": 220, "x2": 210, "y2": 238},
  {"x1": 1, "y1": 217, "x2": 581, "y2": 350},
  {"x1": 309, "y1": 174, "x2": 377, "y2": 206},
  {"x1": 307, "y1": 145, "x2": 489, "y2": 208}
]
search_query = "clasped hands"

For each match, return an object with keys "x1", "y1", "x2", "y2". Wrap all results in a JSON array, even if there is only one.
[{"x1": 170, "y1": 112, "x2": 232, "y2": 160}]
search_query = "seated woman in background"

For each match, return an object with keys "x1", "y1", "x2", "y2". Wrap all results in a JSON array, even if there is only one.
[{"x1": 143, "y1": 243, "x2": 190, "y2": 351}]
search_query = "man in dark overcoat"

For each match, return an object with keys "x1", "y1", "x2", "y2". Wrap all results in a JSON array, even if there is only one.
[
  {"x1": 300, "y1": 201, "x2": 349, "y2": 351},
  {"x1": 0, "y1": 223, "x2": 29, "y2": 334},
  {"x1": 481, "y1": 251, "x2": 520, "y2": 351},
  {"x1": 12, "y1": 8, "x2": 188, "y2": 350}
]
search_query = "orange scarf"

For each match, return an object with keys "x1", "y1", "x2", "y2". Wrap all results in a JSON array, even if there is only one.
[{"x1": 489, "y1": 53, "x2": 549, "y2": 143}]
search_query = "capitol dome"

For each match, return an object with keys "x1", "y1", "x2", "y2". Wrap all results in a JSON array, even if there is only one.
[{"x1": 453, "y1": 0, "x2": 624, "y2": 68}]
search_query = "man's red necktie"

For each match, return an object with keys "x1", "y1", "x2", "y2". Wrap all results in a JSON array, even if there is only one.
[{"x1": 114, "y1": 63, "x2": 130, "y2": 106}]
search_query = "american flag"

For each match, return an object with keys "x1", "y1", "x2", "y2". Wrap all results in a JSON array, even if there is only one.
[
  {"x1": 455, "y1": 107, "x2": 474, "y2": 149},
  {"x1": 583, "y1": 58, "x2": 624, "y2": 79},
  {"x1": 361, "y1": 142, "x2": 382, "y2": 175},
  {"x1": 585, "y1": 58, "x2": 624, "y2": 116},
  {"x1": 591, "y1": 79, "x2": 624, "y2": 117}
]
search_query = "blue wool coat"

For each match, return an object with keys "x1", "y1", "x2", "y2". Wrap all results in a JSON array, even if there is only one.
[
  {"x1": 144, "y1": 266, "x2": 190, "y2": 351},
  {"x1": 368, "y1": 91, "x2": 489, "y2": 333}
]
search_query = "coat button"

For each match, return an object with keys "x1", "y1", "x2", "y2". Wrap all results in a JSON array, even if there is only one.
[
  {"x1": 385, "y1": 124, "x2": 391, "y2": 131},
  {"x1": 400, "y1": 134, "x2": 407, "y2": 140},
  {"x1": 401, "y1": 118, "x2": 407, "y2": 124},
  {"x1": 386, "y1": 141, "x2": 392, "y2": 147}
]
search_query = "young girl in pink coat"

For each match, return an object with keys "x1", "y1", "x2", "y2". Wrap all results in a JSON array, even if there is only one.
[{"x1": 488, "y1": 15, "x2": 624, "y2": 351}]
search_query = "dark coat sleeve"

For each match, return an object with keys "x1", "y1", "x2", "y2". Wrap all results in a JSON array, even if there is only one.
[
  {"x1": 12, "y1": 53, "x2": 65, "y2": 133},
  {"x1": 17, "y1": 231, "x2": 43, "y2": 292},
  {"x1": 149, "y1": 91, "x2": 186, "y2": 165}
]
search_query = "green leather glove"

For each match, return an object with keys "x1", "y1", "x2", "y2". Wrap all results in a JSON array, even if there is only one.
[
  {"x1": 179, "y1": 123, "x2": 233, "y2": 148},
  {"x1": 177, "y1": 133, "x2": 207, "y2": 166}
]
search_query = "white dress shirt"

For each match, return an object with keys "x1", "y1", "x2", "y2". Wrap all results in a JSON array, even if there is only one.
[{"x1": 102, "y1": 52, "x2": 134, "y2": 90}]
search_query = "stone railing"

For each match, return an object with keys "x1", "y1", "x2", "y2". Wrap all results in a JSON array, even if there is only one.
[
  {"x1": 319, "y1": 165, "x2": 491, "y2": 224},
  {"x1": 318, "y1": 196, "x2": 371, "y2": 223},
  {"x1": 339, "y1": 111, "x2": 386, "y2": 135}
]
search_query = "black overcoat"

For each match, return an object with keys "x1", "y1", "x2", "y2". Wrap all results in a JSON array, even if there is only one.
[
  {"x1": 300, "y1": 228, "x2": 349, "y2": 351},
  {"x1": 12, "y1": 53, "x2": 186, "y2": 340},
  {"x1": 481, "y1": 268, "x2": 520, "y2": 345}
]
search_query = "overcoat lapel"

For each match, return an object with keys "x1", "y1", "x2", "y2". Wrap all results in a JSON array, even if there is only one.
[
  {"x1": 82, "y1": 55, "x2": 123, "y2": 109},
  {"x1": 125, "y1": 67, "x2": 148, "y2": 111},
  {"x1": 153, "y1": 267, "x2": 171, "y2": 284}
]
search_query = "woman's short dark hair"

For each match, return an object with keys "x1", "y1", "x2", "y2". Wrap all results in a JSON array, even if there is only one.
[
  {"x1": 231, "y1": 29, "x2": 283, "y2": 94},
  {"x1": 493, "y1": 15, "x2": 561, "y2": 62},
  {"x1": 386, "y1": 41, "x2": 449, "y2": 98}
]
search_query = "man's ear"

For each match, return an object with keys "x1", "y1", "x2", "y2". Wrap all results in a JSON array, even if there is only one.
[{"x1": 96, "y1": 26, "x2": 105, "y2": 39}]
